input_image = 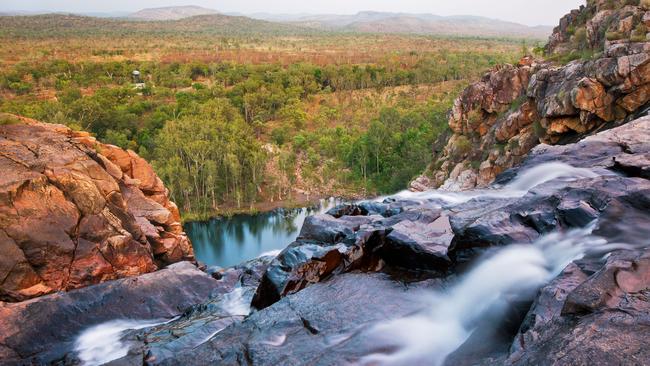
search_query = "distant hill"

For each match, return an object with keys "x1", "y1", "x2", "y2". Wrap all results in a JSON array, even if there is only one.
[
  {"x1": 251, "y1": 11, "x2": 553, "y2": 39},
  {"x1": 0, "y1": 10, "x2": 551, "y2": 39},
  {"x1": 0, "y1": 13, "x2": 308, "y2": 37},
  {"x1": 129, "y1": 5, "x2": 219, "y2": 21}
]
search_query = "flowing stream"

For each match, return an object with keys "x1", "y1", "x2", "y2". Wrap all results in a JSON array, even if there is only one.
[
  {"x1": 383, "y1": 162, "x2": 600, "y2": 204},
  {"x1": 74, "y1": 318, "x2": 178, "y2": 366}
]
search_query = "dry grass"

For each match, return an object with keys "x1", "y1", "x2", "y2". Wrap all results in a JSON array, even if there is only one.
[{"x1": 0, "y1": 34, "x2": 521, "y2": 71}]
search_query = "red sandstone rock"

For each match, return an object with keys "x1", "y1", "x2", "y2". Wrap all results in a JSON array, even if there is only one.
[
  {"x1": 0, "y1": 115, "x2": 194, "y2": 302},
  {"x1": 411, "y1": 1, "x2": 650, "y2": 192}
]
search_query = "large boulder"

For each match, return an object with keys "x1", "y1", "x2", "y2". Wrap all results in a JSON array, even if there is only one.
[
  {"x1": 0, "y1": 115, "x2": 193, "y2": 302},
  {"x1": 250, "y1": 214, "x2": 384, "y2": 310},
  {"x1": 382, "y1": 213, "x2": 454, "y2": 270},
  {"x1": 508, "y1": 249, "x2": 650, "y2": 365}
]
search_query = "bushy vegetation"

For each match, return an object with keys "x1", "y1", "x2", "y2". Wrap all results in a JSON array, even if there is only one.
[{"x1": 0, "y1": 28, "x2": 522, "y2": 217}]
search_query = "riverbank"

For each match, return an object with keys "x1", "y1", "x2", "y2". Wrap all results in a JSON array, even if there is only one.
[{"x1": 180, "y1": 192, "x2": 368, "y2": 223}]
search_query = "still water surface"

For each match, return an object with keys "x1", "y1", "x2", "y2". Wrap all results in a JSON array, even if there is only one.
[{"x1": 185, "y1": 198, "x2": 342, "y2": 268}]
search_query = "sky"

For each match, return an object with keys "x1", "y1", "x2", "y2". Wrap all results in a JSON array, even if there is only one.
[{"x1": 1, "y1": 0, "x2": 585, "y2": 26}]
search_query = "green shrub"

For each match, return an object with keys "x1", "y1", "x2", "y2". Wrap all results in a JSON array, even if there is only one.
[
  {"x1": 453, "y1": 136, "x2": 472, "y2": 159},
  {"x1": 566, "y1": 25, "x2": 576, "y2": 36},
  {"x1": 508, "y1": 138, "x2": 520, "y2": 151},
  {"x1": 0, "y1": 114, "x2": 21, "y2": 125},
  {"x1": 292, "y1": 134, "x2": 307, "y2": 151},
  {"x1": 631, "y1": 24, "x2": 648, "y2": 42},
  {"x1": 510, "y1": 95, "x2": 527, "y2": 112},
  {"x1": 470, "y1": 160, "x2": 482, "y2": 170},
  {"x1": 8, "y1": 81, "x2": 32, "y2": 95},
  {"x1": 573, "y1": 27, "x2": 587, "y2": 48},
  {"x1": 606, "y1": 31, "x2": 623, "y2": 41},
  {"x1": 270, "y1": 125, "x2": 291, "y2": 146},
  {"x1": 532, "y1": 119, "x2": 546, "y2": 139}
]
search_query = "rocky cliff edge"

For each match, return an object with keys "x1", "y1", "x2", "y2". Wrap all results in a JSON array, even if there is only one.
[
  {"x1": 411, "y1": 0, "x2": 650, "y2": 191},
  {"x1": 0, "y1": 114, "x2": 194, "y2": 302}
]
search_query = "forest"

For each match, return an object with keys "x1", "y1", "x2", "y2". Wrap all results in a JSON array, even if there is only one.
[{"x1": 0, "y1": 22, "x2": 527, "y2": 217}]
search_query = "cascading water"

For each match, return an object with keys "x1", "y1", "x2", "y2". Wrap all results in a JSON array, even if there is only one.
[
  {"x1": 358, "y1": 224, "x2": 634, "y2": 366},
  {"x1": 73, "y1": 285, "x2": 253, "y2": 365},
  {"x1": 383, "y1": 162, "x2": 599, "y2": 205},
  {"x1": 74, "y1": 318, "x2": 176, "y2": 366}
]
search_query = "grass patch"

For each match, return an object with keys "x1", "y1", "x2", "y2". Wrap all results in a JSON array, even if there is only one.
[
  {"x1": 532, "y1": 119, "x2": 546, "y2": 139},
  {"x1": 547, "y1": 49, "x2": 596, "y2": 64},
  {"x1": 0, "y1": 113, "x2": 22, "y2": 126},
  {"x1": 453, "y1": 136, "x2": 473, "y2": 159},
  {"x1": 631, "y1": 24, "x2": 648, "y2": 42},
  {"x1": 605, "y1": 31, "x2": 624, "y2": 41}
]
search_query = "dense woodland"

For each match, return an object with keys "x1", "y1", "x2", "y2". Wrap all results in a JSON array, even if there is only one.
[{"x1": 0, "y1": 17, "x2": 527, "y2": 217}]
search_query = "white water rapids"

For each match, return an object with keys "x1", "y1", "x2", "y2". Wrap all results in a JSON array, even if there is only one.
[
  {"x1": 356, "y1": 162, "x2": 635, "y2": 365},
  {"x1": 73, "y1": 286, "x2": 252, "y2": 366}
]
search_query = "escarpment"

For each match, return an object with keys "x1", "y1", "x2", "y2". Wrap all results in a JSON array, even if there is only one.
[
  {"x1": 0, "y1": 114, "x2": 194, "y2": 302},
  {"x1": 412, "y1": 0, "x2": 650, "y2": 191}
]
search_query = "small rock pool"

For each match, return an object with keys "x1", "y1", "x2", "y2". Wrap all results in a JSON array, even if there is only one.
[{"x1": 184, "y1": 198, "x2": 343, "y2": 268}]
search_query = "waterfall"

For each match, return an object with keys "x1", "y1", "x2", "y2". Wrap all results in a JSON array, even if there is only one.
[
  {"x1": 73, "y1": 285, "x2": 252, "y2": 365},
  {"x1": 74, "y1": 318, "x2": 175, "y2": 366},
  {"x1": 384, "y1": 162, "x2": 599, "y2": 205},
  {"x1": 359, "y1": 223, "x2": 631, "y2": 366}
]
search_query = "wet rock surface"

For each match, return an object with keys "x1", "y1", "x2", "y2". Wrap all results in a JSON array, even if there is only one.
[
  {"x1": 0, "y1": 262, "x2": 218, "y2": 365},
  {"x1": 0, "y1": 116, "x2": 193, "y2": 302},
  {"x1": 508, "y1": 250, "x2": 650, "y2": 366},
  {"x1": 173, "y1": 116, "x2": 649, "y2": 365},
  {"x1": 101, "y1": 255, "x2": 276, "y2": 366},
  {"x1": 160, "y1": 272, "x2": 442, "y2": 366}
]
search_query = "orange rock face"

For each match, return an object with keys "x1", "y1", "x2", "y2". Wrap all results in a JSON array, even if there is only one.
[
  {"x1": 411, "y1": 0, "x2": 650, "y2": 192},
  {"x1": 0, "y1": 116, "x2": 194, "y2": 302}
]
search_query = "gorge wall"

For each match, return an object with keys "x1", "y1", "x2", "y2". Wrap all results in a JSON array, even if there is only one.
[
  {"x1": 412, "y1": 0, "x2": 650, "y2": 191},
  {"x1": 0, "y1": 114, "x2": 194, "y2": 302}
]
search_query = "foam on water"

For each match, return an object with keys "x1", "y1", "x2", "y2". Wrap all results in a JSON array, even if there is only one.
[
  {"x1": 219, "y1": 286, "x2": 252, "y2": 316},
  {"x1": 504, "y1": 162, "x2": 598, "y2": 192},
  {"x1": 74, "y1": 285, "x2": 252, "y2": 364},
  {"x1": 359, "y1": 224, "x2": 630, "y2": 366},
  {"x1": 74, "y1": 318, "x2": 175, "y2": 366},
  {"x1": 384, "y1": 162, "x2": 599, "y2": 205},
  {"x1": 258, "y1": 249, "x2": 282, "y2": 258}
]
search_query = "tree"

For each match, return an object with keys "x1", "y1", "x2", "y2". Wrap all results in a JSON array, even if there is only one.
[{"x1": 153, "y1": 98, "x2": 266, "y2": 213}]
